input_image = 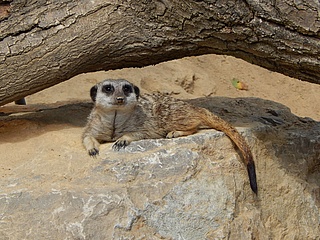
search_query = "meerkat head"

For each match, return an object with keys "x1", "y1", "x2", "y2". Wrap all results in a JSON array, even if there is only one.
[{"x1": 90, "y1": 79, "x2": 140, "y2": 110}]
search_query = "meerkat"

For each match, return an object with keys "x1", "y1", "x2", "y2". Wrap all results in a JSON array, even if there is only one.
[{"x1": 82, "y1": 79, "x2": 258, "y2": 193}]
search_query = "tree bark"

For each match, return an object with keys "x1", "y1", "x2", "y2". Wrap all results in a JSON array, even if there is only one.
[{"x1": 1, "y1": 0, "x2": 319, "y2": 105}]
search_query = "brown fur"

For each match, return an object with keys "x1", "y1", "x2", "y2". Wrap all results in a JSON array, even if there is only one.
[{"x1": 83, "y1": 79, "x2": 257, "y2": 193}]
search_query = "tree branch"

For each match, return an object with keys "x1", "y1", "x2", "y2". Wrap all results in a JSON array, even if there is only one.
[{"x1": 1, "y1": 0, "x2": 319, "y2": 105}]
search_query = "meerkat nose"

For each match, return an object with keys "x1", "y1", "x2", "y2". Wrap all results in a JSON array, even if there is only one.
[{"x1": 116, "y1": 97, "x2": 125, "y2": 104}]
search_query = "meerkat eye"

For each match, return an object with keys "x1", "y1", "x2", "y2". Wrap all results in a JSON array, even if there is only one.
[
  {"x1": 102, "y1": 84, "x2": 114, "y2": 94},
  {"x1": 122, "y1": 84, "x2": 133, "y2": 95}
]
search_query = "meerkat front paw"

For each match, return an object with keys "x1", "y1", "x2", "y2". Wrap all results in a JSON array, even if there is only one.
[
  {"x1": 112, "y1": 136, "x2": 131, "y2": 150},
  {"x1": 112, "y1": 139, "x2": 130, "y2": 150},
  {"x1": 88, "y1": 148, "x2": 99, "y2": 157},
  {"x1": 112, "y1": 135, "x2": 134, "y2": 151},
  {"x1": 83, "y1": 135, "x2": 100, "y2": 157}
]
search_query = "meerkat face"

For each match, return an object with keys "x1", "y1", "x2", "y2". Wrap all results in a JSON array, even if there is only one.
[{"x1": 90, "y1": 79, "x2": 140, "y2": 110}]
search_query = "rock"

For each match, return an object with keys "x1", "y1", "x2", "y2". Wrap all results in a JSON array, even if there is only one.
[{"x1": 0, "y1": 97, "x2": 319, "y2": 239}]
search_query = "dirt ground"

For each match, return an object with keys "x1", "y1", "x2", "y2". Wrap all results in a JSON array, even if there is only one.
[{"x1": 22, "y1": 54, "x2": 320, "y2": 121}]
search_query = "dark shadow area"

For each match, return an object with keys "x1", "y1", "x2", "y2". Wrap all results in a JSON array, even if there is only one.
[
  {"x1": 0, "y1": 101, "x2": 92, "y2": 126},
  {"x1": 0, "y1": 101, "x2": 93, "y2": 143},
  {"x1": 187, "y1": 96, "x2": 302, "y2": 126}
]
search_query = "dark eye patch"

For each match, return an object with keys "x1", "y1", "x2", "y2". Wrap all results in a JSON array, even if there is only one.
[
  {"x1": 102, "y1": 84, "x2": 114, "y2": 94},
  {"x1": 90, "y1": 85, "x2": 98, "y2": 102},
  {"x1": 122, "y1": 84, "x2": 133, "y2": 96}
]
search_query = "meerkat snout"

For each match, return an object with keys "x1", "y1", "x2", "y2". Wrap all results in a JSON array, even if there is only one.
[{"x1": 116, "y1": 97, "x2": 125, "y2": 104}]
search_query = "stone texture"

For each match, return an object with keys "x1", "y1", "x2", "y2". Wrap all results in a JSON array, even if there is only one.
[{"x1": 0, "y1": 97, "x2": 319, "y2": 239}]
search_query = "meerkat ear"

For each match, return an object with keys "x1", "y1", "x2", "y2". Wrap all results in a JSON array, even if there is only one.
[
  {"x1": 133, "y1": 85, "x2": 140, "y2": 99},
  {"x1": 90, "y1": 85, "x2": 98, "y2": 102}
]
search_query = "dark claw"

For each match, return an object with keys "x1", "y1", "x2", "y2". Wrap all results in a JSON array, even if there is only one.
[
  {"x1": 112, "y1": 140, "x2": 128, "y2": 151},
  {"x1": 88, "y1": 148, "x2": 99, "y2": 157}
]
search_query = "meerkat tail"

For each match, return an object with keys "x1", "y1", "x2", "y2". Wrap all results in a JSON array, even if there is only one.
[
  {"x1": 200, "y1": 109, "x2": 258, "y2": 194},
  {"x1": 246, "y1": 155, "x2": 258, "y2": 194}
]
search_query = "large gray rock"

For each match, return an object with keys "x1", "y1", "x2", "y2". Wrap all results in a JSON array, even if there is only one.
[{"x1": 0, "y1": 97, "x2": 319, "y2": 239}]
